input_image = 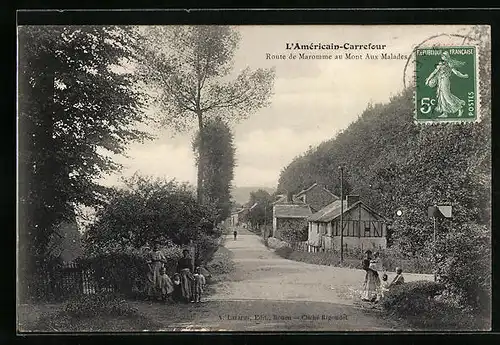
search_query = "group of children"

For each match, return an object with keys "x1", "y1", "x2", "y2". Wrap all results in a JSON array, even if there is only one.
[
  {"x1": 378, "y1": 267, "x2": 405, "y2": 301},
  {"x1": 362, "y1": 250, "x2": 405, "y2": 303},
  {"x1": 158, "y1": 266, "x2": 207, "y2": 303}
]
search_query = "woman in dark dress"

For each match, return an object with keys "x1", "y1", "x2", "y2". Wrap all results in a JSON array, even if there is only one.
[{"x1": 177, "y1": 249, "x2": 194, "y2": 303}]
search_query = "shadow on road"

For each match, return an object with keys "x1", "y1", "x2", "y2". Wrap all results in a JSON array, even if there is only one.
[{"x1": 129, "y1": 299, "x2": 409, "y2": 331}]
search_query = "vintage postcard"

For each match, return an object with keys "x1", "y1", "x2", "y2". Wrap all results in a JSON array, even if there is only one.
[{"x1": 17, "y1": 24, "x2": 491, "y2": 332}]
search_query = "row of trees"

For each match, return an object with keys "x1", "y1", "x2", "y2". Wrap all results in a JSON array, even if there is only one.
[
  {"x1": 18, "y1": 25, "x2": 275, "y2": 299},
  {"x1": 276, "y1": 26, "x2": 491, "y2": 312}
]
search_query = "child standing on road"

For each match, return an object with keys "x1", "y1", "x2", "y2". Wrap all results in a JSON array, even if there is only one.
[
  {"x1": 193, "y1": 267, "x2": 206, "y2": 303},
  {"x1": 158, "y1": 267, "x2": 174, "y2": 303},
  {"x1": 376, "y1": 273, "x2": 390, "y2": 302},
  {"x1": 172, "y1": 273, "x2": 182, "y2": 302}
]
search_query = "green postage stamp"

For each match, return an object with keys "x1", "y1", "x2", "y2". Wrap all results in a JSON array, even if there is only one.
[{"x1": 415, "y1": 46, "x2": 478, "y2": 123}]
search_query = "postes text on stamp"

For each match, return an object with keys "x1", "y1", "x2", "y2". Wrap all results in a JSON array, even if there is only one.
[{"x1": 415, "y1": 46, "x2": 477, "y2": 123}]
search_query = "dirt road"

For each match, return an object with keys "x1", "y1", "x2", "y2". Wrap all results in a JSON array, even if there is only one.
[{"x1": 132, "y1": 228, "x2": 433, "y2": 331}]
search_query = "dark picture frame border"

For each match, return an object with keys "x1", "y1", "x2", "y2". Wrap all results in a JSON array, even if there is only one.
[{"x1": 8, "y1": 6, "x2": 500, "y2": 345}]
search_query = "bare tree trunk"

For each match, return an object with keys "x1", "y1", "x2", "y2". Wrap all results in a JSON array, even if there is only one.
[{"x1": 196, "y1": 112, "x2": 204, "y2": 204}]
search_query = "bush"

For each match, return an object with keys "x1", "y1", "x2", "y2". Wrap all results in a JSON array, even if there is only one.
[
  {"x1": 18, "y1": 254, "x2": 66, "y2": 302},
  {"x1": 267, "y1": 237, "x2": 291, "y2": 250},
  {"x1": 195, "y1": 231, "x2": 222, "y2": 265},
  {"x1": 380, "y1": 280, "x2": 487, "y2": 330},
  {"x1": 78, "y1": 244, "x2": 183, "y2": 298},
  {"x1": 35, "y1": 293, "x2": 161, "y2": 331},
  {"x1": 380, "y1": 246, "x2": 433, "y2": 274},
  {"x1": 206, "y1": 246, "x2": 235, "y2": 276},
  {"x1": 436, "y1": 224, "x2": 491, "y2": 314},
  {"x1": 381, "y1": 281, "x2": 445, "y2": 317},
  {"x1": 275, "y1": 246, "x2": 293, "y2": 259}
]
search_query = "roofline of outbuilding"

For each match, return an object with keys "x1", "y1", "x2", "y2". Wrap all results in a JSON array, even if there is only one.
[{"x1": 308, "y1": 201, "x2": 387, "y2": 223}]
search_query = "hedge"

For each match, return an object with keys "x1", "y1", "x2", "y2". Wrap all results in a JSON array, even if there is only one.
[{"x1": 380, "y1": 280, "x2": 486, "y2": 330}]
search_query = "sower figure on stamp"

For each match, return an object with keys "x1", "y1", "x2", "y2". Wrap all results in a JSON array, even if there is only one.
[{"x1": 425, "y1": 51, "x2": 469, "y2": 118}]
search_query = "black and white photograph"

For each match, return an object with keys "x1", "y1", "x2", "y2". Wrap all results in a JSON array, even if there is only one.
[{"x1": 16, "y1": 22, "x2": 491, "y2": 332}]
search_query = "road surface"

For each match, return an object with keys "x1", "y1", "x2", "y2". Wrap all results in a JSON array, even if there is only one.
[{"x1": 131, "y1": 227, "x2": 433, "y2": 331}]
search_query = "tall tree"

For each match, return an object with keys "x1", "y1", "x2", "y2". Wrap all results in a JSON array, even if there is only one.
[
  {"x1": 141, "y1": 26, "x2": 275, "y2": 203},
  {"x1": 244, "y1": 189, "x2": 274, "y2": 229},
  {"x1": 193, "y1": 118, "x2": 236, "y2": 223},
  {"x1": 18, "y1": 26, "x2": 152, "y2": 258}
]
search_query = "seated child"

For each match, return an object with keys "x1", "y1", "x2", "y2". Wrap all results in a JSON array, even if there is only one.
[
  {"x1": 158, "y1": 267, "x2": 174, "y2": 302},
  {"x1": 193, "y1": 266, "x2": 206, "y2": 303},
  {"x1": 172, "y1": 273, "x2": 182, "y2": 302},
  {"x1": 389, "y1": 267, "x2": 405, "y2": 287}
]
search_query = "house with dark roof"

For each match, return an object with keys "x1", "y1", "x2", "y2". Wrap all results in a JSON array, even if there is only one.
[
  {"x1": 230, "y1": 208, "x2": 249, "y2": 227},
  {"x1": 293, "y1": 182, "x2": 339, "y2": 212},
  {"x1": 271, "y1": 182, "x2": 338, "y2": 240},
  {"x1": 307, "y1": 195, "x2": 387, "y2": 252},
  {"x1": 272, "y1": 203, "x2": 312, "y2": 240}
]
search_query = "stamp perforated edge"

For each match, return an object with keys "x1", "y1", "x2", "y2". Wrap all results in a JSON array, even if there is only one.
[{"x1": 410, "y1": 44, "x2": 482, "y2": 125}]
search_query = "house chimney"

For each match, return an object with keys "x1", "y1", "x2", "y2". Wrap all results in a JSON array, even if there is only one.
[
  {"x1": 286, "y1": 191, "x2": 293, "y2": 203},
  {"x1": 347, "y1": 195, "x2": 360, "y2": 208}
]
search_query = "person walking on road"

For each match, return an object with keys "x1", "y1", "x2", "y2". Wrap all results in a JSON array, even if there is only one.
[{"x1": 233, "y1": 229, "x2": 238, "y2": 240}]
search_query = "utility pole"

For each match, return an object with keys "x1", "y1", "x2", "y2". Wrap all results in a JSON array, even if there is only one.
[
  {"x1": 428, "y1": 204, "x2": 452, "y2": 283},
  {"x1": 339, "y1": 165, "x2": 344, "y2": 263},
  {"x1": 433, "y1": 215, "x2": 437, "y2": 282},
  {"x1": 264, "y1": 202, "x2": 267, "y2": 233}
]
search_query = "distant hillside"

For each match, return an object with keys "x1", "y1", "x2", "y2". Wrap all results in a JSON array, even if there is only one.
[
  {"x1": 231, "y1": 186, "x2": 275, "y2": 206},
  {"x1": 277, "y1": 87, "x2": 490, "y2": 255}
]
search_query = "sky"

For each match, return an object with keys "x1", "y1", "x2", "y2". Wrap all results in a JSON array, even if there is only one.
[{"x1": 98, "y1": 25, "x2": 476, "y2": 190}]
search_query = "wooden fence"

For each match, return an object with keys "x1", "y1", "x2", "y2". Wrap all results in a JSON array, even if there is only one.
[
  {"x1": 290, "y1": 240, "x2": 383, "y2": 255},
  {"x1": 290, "y1": 241, "x2": 308, "y2": 252},
  {"x1": 33, "y1": 261, "x2": 117, "y2": 300}
]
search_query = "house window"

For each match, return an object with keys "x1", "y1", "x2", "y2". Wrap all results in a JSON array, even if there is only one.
[
  {"x1": 316, "y1": 224, "x2": 319, "y2": 234},
  {"x1": 364, "y1": 221, "x2": 371, "y2": 237},
  {"x1": 374, "y1": 221, "x2": 381, "y2": 237}
]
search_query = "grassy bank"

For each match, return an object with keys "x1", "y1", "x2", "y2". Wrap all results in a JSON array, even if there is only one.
[
  {"x1": 380, "y1": 281, "x2": 490, "y2": 331},
  {"x1": 204, "y1": 244, "x2": 237, "y2": 293},
  {"x1": 28, "y1": 293, "x2": 162, "y2": 332}
]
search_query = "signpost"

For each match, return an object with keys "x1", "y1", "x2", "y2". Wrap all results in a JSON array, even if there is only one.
[{"x1": 428, "y1": 205, "x2": 452, "y2": 282}]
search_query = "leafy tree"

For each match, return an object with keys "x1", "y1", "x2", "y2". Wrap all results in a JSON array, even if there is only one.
[
  {"x1": 193, "y1": 118, "x2": 236, "y2": 223},
  {"x1": 18, "y1": 26, "x2": 152, "y2": 259},
  {"x1": 83, "y1": 175, "x2": 221, "y2": 254},
  {"x1": 141, "y1": 26, "x2": 275, "y2": 203},
  {"x1": 242, "y1": 189, "x2": 274, "y2": 229}
]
